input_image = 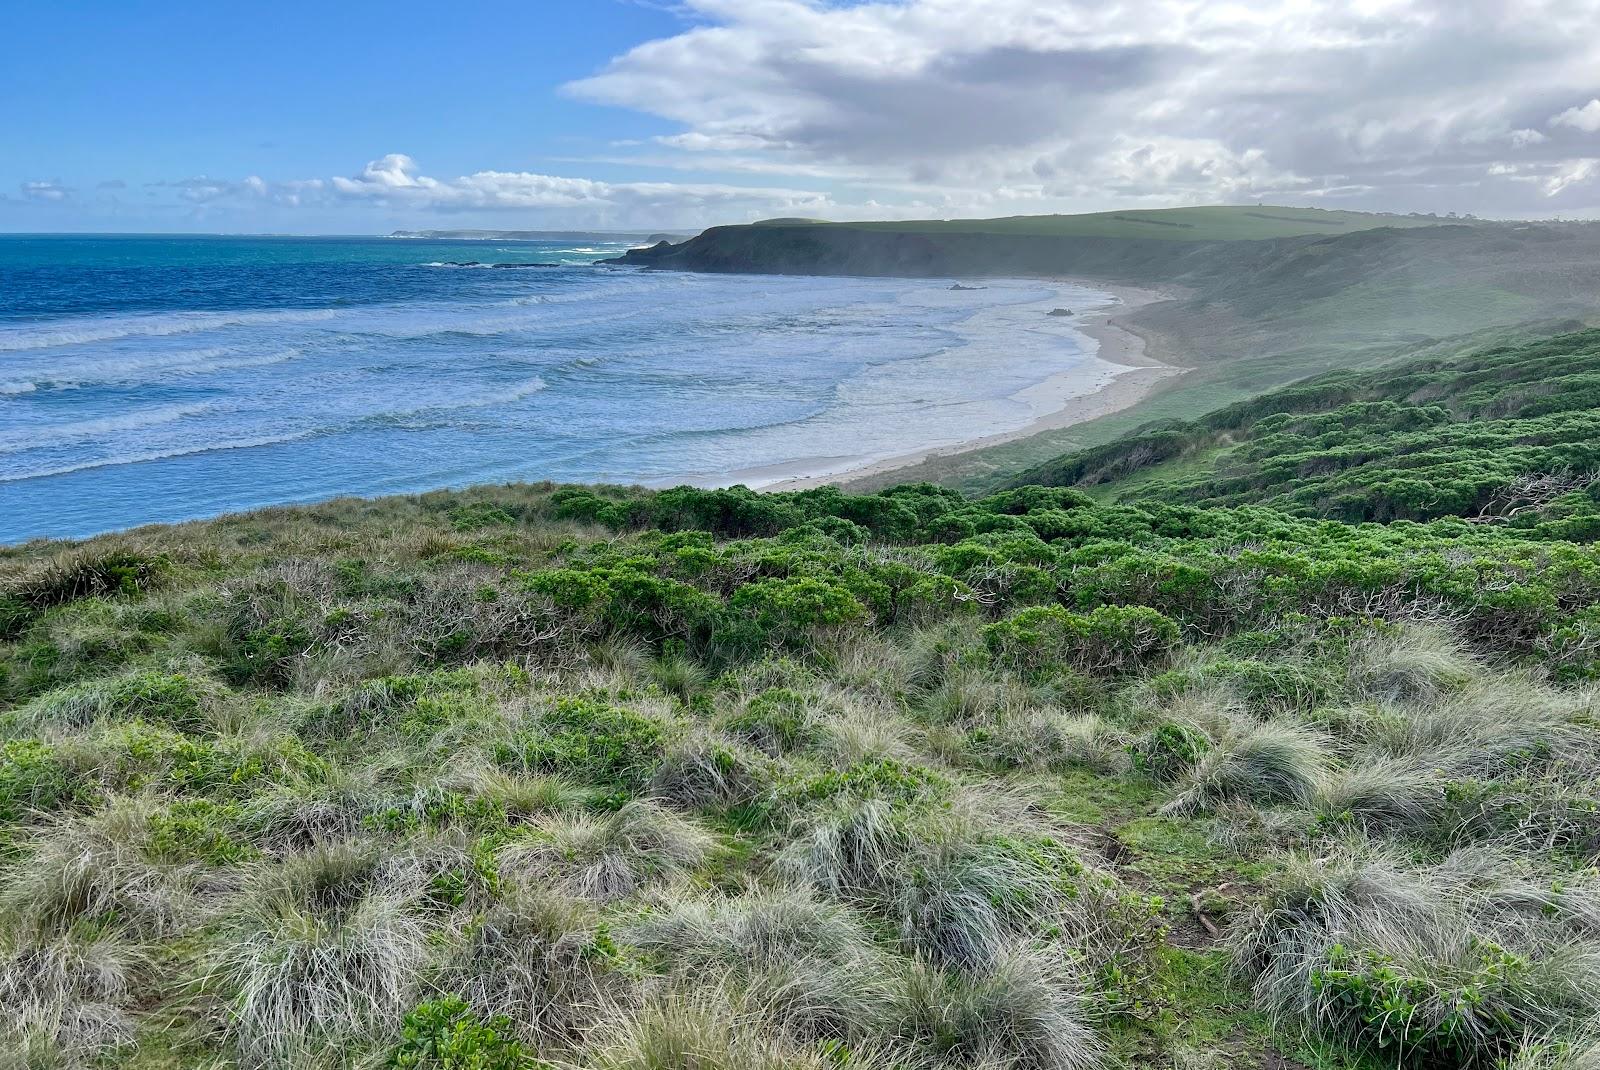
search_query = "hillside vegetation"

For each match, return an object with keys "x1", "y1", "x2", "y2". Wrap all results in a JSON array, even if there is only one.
[
  {"x1": 3, "y1": 454, "x2": 1599, "y2": 1068},
  {"x1": 752, "y1": 206, "x2": 1441, "y2": 243},
  {"x1": 1012, "y1": 327, "x2": 1600, "y2": 535}
]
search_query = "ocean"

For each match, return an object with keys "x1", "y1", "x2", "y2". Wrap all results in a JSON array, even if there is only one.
[{"x1": 0, "y1": 235, "x2": 1117, "y2": 543}]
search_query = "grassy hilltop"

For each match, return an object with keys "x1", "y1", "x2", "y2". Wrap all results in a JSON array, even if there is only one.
[
  {"x1": 5, "y1": 316, "x2": 1600, "y2": 1068},
  {"x1": 750, "y1": 206, "x2": 1441, "y2": 243}
]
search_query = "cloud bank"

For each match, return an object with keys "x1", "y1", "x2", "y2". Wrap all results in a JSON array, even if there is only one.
[
  {"x1": 568, "y1": 0, "x2": 1600, "y2": 216},
  {"x1": 131, "y1": 153, "x2": 838, "y2": 227}
]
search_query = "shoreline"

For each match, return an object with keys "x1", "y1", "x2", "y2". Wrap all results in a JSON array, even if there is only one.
[{"x1": 747, "y1": 279, "x2": 1183, "y2": 492}]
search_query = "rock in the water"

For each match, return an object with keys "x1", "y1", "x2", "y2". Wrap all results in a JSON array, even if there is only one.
[{"x1": 1047, "y1": 307, "x2": 1074, "y2": 316}]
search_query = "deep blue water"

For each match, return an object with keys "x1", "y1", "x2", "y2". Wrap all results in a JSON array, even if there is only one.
[{"x1": 0, "y1": 235, "x2": 1111, "y2": 543}]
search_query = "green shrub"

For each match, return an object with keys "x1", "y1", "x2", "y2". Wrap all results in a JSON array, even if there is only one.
[
  {"x1": 449, "y1": 503, "x2": 518, "y2": 532},
  {"x1": 723, "y1": 688, "x2": 816, "y2": 754},
  {"x1": 787, "y1": 757, "x2": 950, "y2": 809},
  {"x1": 503, "y1": 698, "x2": 669, "y2": 789},
  {"x1": 92, "y1": 721, "x2": 320, "y2": 798},
  {"x1": 729, "y1": 576, "x2": 868, "y2": 640},
  {"x1": 1310, "y1": 941, "x2": 1538, "y2": 1065},
  {"x1": 0, "y1": 739, "x2": 87, "y2": 821},
  {"x1": 389, "y1": 994, "x2": 542, "y2": 1070},
  {"x1": 984, "y1": 604, "x2": 1179, "y2": 676},
  {"x1": 1129, "y1": 722, "x2": 1210, "y2": 781},
  {"x1": 144, "y1": 798, "x2": 255, "y2": 865}
]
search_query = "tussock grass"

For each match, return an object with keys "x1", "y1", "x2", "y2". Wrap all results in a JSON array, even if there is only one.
[
  {"x1": 1350, "y1": 624, "x2": 1479, "y2": 706},
  {"x1": 1161, "y1": 721, "x2": 1328, "y2": 816},
  {"x1": 777, "y1": 795, "x2": 908, "y2": 897},
  {"x1": 499, "y1": 799, "x2": 716, "y2": 902},
  {"x1": 648, "y1": 651, "x2": 707, "y2": 702},
  {"x1": 441, "y1": 759, "x2": 590, "y2": 820},
  {"x1": 649, "y1": 731, "x2": 771, "y2": 808},
  {"x1": 890, "y1": 821, "x2": 1079, "y2": 968},
  {"x1": 7, "y1": 481, "x2": 1600, "y2": 1068},
  {"x1": 447, "y1": 887, "x2": 621, "y2": 1050},
  {"x1": 628, "y1": 888, "x2": 889, "y2": 1040},
  {"x1": 199, "y1": 842, "x2": 430, "y2": 1062},
  {"x1": 986, "y1": 709, "x2": 1130, "y2": 773},
  {"x1": 0, "y1": 924, "x2": 151, "y2": 1063},
  {"x1": 809, "y1": 696, "x2": 921, "y2": 767},
  {"x1": 0, "y1": 798, "x2": 205, "y2": 940},
  {"x1": 1231, "y1": 846, "x2": 1600, "y2": 1065},
  {"x1": 585, "y1": 988, "x2": 837, "y2": 1070},
  {"x1": 889, "y1": 946, "x2": 1102, "y2": 1070}
]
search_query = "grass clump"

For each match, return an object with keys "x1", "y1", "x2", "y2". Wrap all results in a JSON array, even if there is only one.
[
  {"x1": 1230, "y1": 848, "x2": 1600, "y2": 1066},
  {"x1": 498, "y1": 799, "x2": 715, "y2": 902},
  {"x1": 200, "y1": 842, "x2": 431, "y2": 1062}
]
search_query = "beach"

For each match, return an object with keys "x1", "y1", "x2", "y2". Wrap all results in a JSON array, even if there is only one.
[{"x1": 750, "y1": 280, "x2": 1182, "y2": 492}]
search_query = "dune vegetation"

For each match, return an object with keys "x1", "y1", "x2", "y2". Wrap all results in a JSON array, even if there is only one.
[
  {"x1": 1013, "y1": 327, "x2": 1600, "y2": 532},
  {"x1": 3, "y1": 387, "x2": 1600, "y2": 1070}
]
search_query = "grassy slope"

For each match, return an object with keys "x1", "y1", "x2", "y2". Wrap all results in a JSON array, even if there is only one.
[
  {"x1": 1007, "y1": 326, "x2": 1600, "y2": 533},
  {"x1": 776, "y1": 206, "x2": 1442, "y2": 242},
  {"x1": 2, "y1": 476, "x2": 1598, "y2": 1069}
]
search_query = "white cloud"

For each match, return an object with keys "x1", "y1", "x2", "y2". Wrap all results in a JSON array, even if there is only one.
[
  {"x1": 20, "y1": 180, "x2": 71, "y2": 202},
  {"x1": 1546, "y1": 158, "x2": 1600, "y2": 195},
  {"x1": 566, "y1": 0, "x2": 1600, "y2": 212},
  {"x1": 1551, "y1": 99, "x2": 1600, "y2": 133},
  {"x1": 136, "y1": 154, "x2": 844, "y2": 227}
]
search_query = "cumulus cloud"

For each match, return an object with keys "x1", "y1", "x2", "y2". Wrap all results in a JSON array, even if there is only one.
[
  {"x1": 20, "y1": 180, "x2": 71, "y2": 202},
  {"x1": 132, "y1": 154, "x2": 840, "y2": 227},
  {"x1": 567, "y1": 0, "x2": 1600, "y2": 213},
  {"x1": 1551, "y1": 99, "x2": 1600, "y2": 133}
]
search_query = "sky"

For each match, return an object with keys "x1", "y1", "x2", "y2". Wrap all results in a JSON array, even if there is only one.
[{"x1": 5, "y1": 0, "x2": 1600, "y2": 233}]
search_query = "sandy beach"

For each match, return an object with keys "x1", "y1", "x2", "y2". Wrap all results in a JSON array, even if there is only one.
[{"x1": 749, "y1": 279, "x2": 1183, "y2": 492}]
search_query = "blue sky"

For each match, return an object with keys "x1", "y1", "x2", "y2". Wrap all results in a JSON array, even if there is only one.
[{"x1": 5, "y1": 0, "x2": 1599, "y2": 232}]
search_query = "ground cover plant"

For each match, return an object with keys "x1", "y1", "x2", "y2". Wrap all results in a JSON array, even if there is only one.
[{"x1": 4, "y1": 368, "x2": 1600, "y2": 1068}]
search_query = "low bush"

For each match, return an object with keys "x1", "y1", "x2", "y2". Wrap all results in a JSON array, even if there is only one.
[
  {"x1": 0, "y1": 739, "x2": 86, "y2": 822},
  {"x1": 984, "y1": 605, "x2": 1179, "y2": 677},
  {"x1": 388, "y1": 994, "x2": 540, "y2": 1070},
  {"x1": 501, "y1": 698, "x2": 671, "y2": 790}
]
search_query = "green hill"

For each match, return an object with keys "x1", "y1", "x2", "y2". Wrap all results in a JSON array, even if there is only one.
[
  {"x1": 801, "y1": 205, "x2": 1442, "y2": 242},
  {"x1": 1009, "y1": 326, "x2": 1600, "y2": 536}
]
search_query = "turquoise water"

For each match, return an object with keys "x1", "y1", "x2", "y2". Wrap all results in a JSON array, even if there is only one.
[{"x1": 0, "y1": 235, "x2": 1112, "y2": 543}]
